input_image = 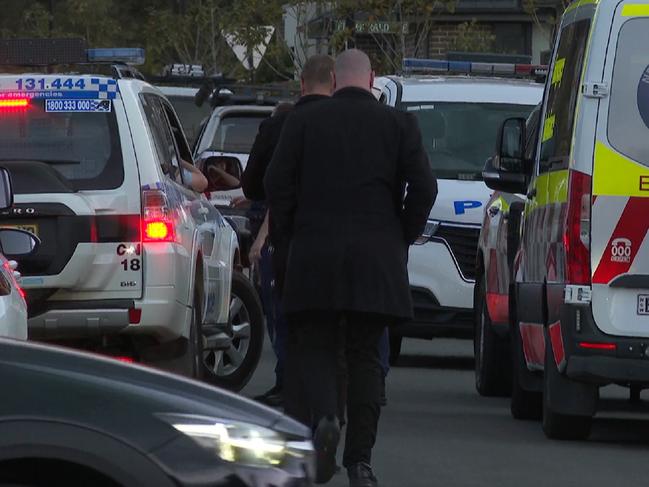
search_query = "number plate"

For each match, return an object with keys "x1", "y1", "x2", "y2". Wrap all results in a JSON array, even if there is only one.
[
  {"x1": 638, "y1": 295, "x2": 649, "y2": 315},
  {"x1": 2, "y1": 224, "x2": 38, "y2": 237}
]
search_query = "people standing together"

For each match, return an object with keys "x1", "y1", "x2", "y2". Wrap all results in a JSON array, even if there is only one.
[{"x1": 243, "y1": 49, "x2": 437, "y2": 487}]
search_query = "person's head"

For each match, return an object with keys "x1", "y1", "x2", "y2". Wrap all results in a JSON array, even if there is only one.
[
  {"x1": 334, "y1": 49, "x2": 374, "y2": 93},
  {"x1": 300, "y1": 55, "x2": 335, "y2": 96},
  {"x1": 273, "y1": 102, "x2": 294, "y2": 117}
]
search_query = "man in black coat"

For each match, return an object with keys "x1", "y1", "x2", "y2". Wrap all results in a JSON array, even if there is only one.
[
  {"x1": 264, "y1": 49, "x2": 437, "y2": 487},
  {"x1": 242, "y1": 55, "x2": 335, "y2": 407}
]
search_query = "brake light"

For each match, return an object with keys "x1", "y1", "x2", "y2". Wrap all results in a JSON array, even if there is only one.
[
  {"x1": 578, "y1": 342, "x2": 616, "y2": 351},
  {"x1": 128, "y1": 308, "x2": 142, "y2": 324},
  {"x1": 141, "y1": 190, "x2": 175, "y2": 243},
  {"x1": 0, "y1": 98, "x2": 29, "y2": 109},
  {"x1": 563, "y1": 170, "x2": 592, "y2": 285}
]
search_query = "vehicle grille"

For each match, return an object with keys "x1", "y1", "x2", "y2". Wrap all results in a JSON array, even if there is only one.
[{"x1": 433, "y1": 224, "x2": 481, "y2": 281}]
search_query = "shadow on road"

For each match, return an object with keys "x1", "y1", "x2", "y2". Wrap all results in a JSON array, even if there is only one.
[
  {"x1": 591, "y1": 417, "x2": 649, "y2": 447},
  {"x1": 395, "y1": 354, "x2": 474, "y2": 370}
]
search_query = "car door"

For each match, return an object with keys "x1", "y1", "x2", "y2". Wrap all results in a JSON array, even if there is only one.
[{"x1": 158, "y1": 98, "x2": 231, "y2": 327}]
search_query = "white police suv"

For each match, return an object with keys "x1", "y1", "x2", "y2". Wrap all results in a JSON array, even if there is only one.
[
  {"x1": 374, "y1": 59, "x2": 543, "y2": 362},
  {"x1": 0, "y1": 40, "x2": 262, "y2": 390}
]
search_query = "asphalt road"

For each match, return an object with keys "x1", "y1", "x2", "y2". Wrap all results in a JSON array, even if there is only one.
[{"x1": 244, "y1": 337, "x2": 649, "y2": 487}]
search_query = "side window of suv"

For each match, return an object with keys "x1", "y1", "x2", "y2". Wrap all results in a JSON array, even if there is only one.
[
  {"x1": 141, "y1": 93, "x2": 182, "y2": 184},
  {"x1": 538, "y1": 18, "x2": 592, "y2": 174},
  {"x1": 160, "y1": 101, "x2": 194, "y2": 166}
]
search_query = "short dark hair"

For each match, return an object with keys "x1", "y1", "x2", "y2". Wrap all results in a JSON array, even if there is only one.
[{"x1": 301, "y1": 55, "x2": 334, "y2": 89}]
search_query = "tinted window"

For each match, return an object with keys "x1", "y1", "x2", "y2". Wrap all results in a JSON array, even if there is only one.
[
  {"x1": 166, "y1": 95, "x2": 212, "y2": 147},
  {"x1": 0, "y1": 98, "x2": 123, "y2": 191},
  {"x1": 209, "y1": 114, "x2": 268, "y2": 154},
  {"x1": 609, "y1": 18, "x2": 649, "y2": 166},
  {"x1": 403, "y1": 102, "x2": 535, "y2": 180},
  {"x1": 539, "y1": 19, "x2": 591, "y2": 173},
  {"x1": 141, "y1": 94, "x2": 182, "y2": 184}
]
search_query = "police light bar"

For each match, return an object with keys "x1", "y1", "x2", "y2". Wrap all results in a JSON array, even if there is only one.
[
  {"x1": 86, "y1": 48, "x2": 145, "y2": 66},
  {"x1": 402, "y1": 58, "x2": 548, "y2": 78}
]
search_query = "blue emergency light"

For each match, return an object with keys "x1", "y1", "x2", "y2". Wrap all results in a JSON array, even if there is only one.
[
  {"x1": 402, "y1": 58, "x2": 547, "y2": 78},
  {"x1": 86, "y1": 48, "x2": 145, "y2": 65}
]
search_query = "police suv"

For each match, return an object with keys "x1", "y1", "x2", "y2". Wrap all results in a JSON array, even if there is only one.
[
  {"x1": 484, "y1": 0, "x2": 649, "y2": 439},
  {"x1": 0, "y1": 41, "x2": 261, "y2": 390},
  {"x1": 374, "y1": 62, "x2": 542, "y2": 362}
]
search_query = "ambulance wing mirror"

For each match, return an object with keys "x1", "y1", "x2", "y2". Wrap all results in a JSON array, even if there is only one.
[
  {"x1": 483, "y1": 118, "x2": 528, "y2": 194},
  {"x1": 0, "y1": 167, "x2": 14, "y2": 210}
]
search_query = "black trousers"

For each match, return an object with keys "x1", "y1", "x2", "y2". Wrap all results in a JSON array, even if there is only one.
[{"x1": 284, "y1": 311, "x2": 387, "y2": 467}]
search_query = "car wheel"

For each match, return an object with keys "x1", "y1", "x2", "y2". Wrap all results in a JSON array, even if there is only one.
[
  {"x1": 510, "y1": 321, "x2": 542, "y2": 420},
  {"x1": 474, "y1": 277, "x2": 511, "y2": 397},
  {"x1": 542, "y1": 337, "x2": 592, "y2": 440},
  {"x1": 388, "y1": 333, "x2": 403, "y2": 366},
  {"x1": 200, "y1": 271, "x2": 264, "y2": 391}
]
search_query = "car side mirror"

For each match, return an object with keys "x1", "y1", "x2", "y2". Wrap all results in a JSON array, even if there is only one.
[
  {"x1": 202, "y1": 155, "x2": 243, "y2": 192},
  {"x1": 0, "y1": 167, "x2": 14, "y2": 210},
  {"x1": 0, "y1": 228, "x2": 40, "y2": 257},
  {"x1": 483, "y1": 118, "x2": 529, "y2": 194}
]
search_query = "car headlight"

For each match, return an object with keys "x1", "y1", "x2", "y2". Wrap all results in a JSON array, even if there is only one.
[
  {"x1": 414, "y1": 219, "x2": 440, "y2": 245},
  {"x1": 159, "y1": 414, "x2": 298, "y2": 467}
]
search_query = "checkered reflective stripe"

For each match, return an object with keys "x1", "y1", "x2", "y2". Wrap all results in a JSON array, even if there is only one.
[{"x1": 90, "y1": 78, "x2": 118, "y2": 99}]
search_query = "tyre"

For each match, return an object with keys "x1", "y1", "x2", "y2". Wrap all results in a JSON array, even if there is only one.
[
  {"x1": 388, "y1": 333, "x2": 403, "y2": 366},
  {"x1": 542, "y1": 337, "x2": 592, "y2": 440},
  {"x1": 510, "y1": 322, "x2": 542, "y2": 420},
  {"x1": 200, "y1": 271, "x2": 264, "y2": 391},
  {"x1": 474, "y1": 277, "x2": 511, "y2": 397}
]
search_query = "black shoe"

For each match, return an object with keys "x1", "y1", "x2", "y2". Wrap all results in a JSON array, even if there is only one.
[
  {"x1": 253, "y1": 385, "x2": 281, "y2": 402},
  {"x1": 347, "y1": 462, "x2": 378, "y2": 487},
  {"x1": 314, "y1": 416, "x2": 340, "y2": 484}
]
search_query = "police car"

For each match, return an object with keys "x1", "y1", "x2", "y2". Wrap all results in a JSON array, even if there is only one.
[
  {"x1": 485, "y1": 0, "x2": 649, "y2": 439},
  {"x1": 374, "y1": 62, "x2": 542, "y2": 362},
  {"x1": 0, "y1": 40, "x2": 262, "y2": 390}
]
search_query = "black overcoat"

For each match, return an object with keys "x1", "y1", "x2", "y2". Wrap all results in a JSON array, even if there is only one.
[{"x1": 264, "y1": 87, "x2": 437, "y2": 321}]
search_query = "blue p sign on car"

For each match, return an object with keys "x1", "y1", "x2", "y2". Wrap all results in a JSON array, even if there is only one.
[{"x1": 454, "y1": 200, "x2": 483, "y2": 215}]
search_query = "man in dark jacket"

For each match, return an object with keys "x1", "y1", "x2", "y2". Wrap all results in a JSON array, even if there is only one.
[
  {"x1": 264, "y1": 49, "x2": 437, "y2": 487},
  {"x1": 242, "y1": 55, "x2": 335, "y2": 406}
]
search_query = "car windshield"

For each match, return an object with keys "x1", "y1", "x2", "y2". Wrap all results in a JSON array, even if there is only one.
[
  {"x1": 0, "y1": 97, "x2": 123, "y2": 191},
  {"x1": 208, "y1": 114, "x2": 268, "y2": 154},
  {"x1": 166, "y1": 95, "x2": 212, "y2": 147},
  {"x1": 402, "y1": 102, "x2": 535, "y2": 180}
]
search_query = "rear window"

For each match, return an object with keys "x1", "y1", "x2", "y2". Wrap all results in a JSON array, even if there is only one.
[
  {"x1": 0, "y1": 98, "x2": 123, "y2": 191},
  {"x1": 209, "y1": 114, "x2": 268, "y2": 154},
  {"x1": 609, "y1": 18, "x2": 649, "y2": 166}
]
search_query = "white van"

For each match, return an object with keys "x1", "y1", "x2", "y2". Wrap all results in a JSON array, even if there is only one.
[{"x1": 484, "y1": 0, "x2": 649, "y2": 439}]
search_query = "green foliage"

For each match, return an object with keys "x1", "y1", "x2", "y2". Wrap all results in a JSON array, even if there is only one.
[{"x1": 452, "y1": 20, "x2": 496, "y2": 53}]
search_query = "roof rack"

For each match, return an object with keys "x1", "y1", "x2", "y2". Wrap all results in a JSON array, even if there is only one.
[{"x1": 402, "y1": 57, "x2": 548, "y2": 82}]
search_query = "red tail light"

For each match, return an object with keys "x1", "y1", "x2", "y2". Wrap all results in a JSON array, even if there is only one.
[
  {"x1": 128, "y1": 308, "x2": 142, "y2": 324},
  {"x1": 563, "y1": 170, "x2": 592, "y2": 285},
  {"x1": 141, "y1": 190, "x2": 175, "y2": 243},
  {"x1": 579, "y1": 341, "x2": 616, "y2": 351}
]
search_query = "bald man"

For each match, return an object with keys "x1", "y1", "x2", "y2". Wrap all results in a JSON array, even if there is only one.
[{"x1": 265, "y1": 49, "x2": 437, "y2": 487}]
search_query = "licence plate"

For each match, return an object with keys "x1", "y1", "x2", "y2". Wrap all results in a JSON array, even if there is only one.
[
  {"x1": 638, "y1": 295, "x2": 649, "y2": 315},
  {"x1": 2, "y1": 224, "x2": 38, "y2": 237}
]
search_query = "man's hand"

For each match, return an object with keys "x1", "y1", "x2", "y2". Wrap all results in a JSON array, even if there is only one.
[
  {"x1": 231, "y1": 196, "x2": 251, "y2": 209},
  {"x1": 249, "y1": 236, "x2": 265, "y2": 264}
]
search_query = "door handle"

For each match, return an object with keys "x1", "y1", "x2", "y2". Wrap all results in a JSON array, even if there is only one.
[{"x1": 526, "y1": 188, "x2": 537, "y2": 199}]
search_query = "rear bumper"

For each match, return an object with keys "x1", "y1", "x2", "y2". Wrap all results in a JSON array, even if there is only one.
[
  {"x1": 568, "y1": 355, "x2": 649, "y2": 385},
  {"x1": 29, "y1": 286, "x2": 191, "y2": 342}
]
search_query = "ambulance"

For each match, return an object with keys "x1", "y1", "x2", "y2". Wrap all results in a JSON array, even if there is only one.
[{"x1": 484, "y1": 0, "x2": 649, "y2": 439}]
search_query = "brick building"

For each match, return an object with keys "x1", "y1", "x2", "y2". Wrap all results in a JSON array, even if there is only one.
[{"x1": 285, "y1": 0, "x2": 564, "y2": 73}]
